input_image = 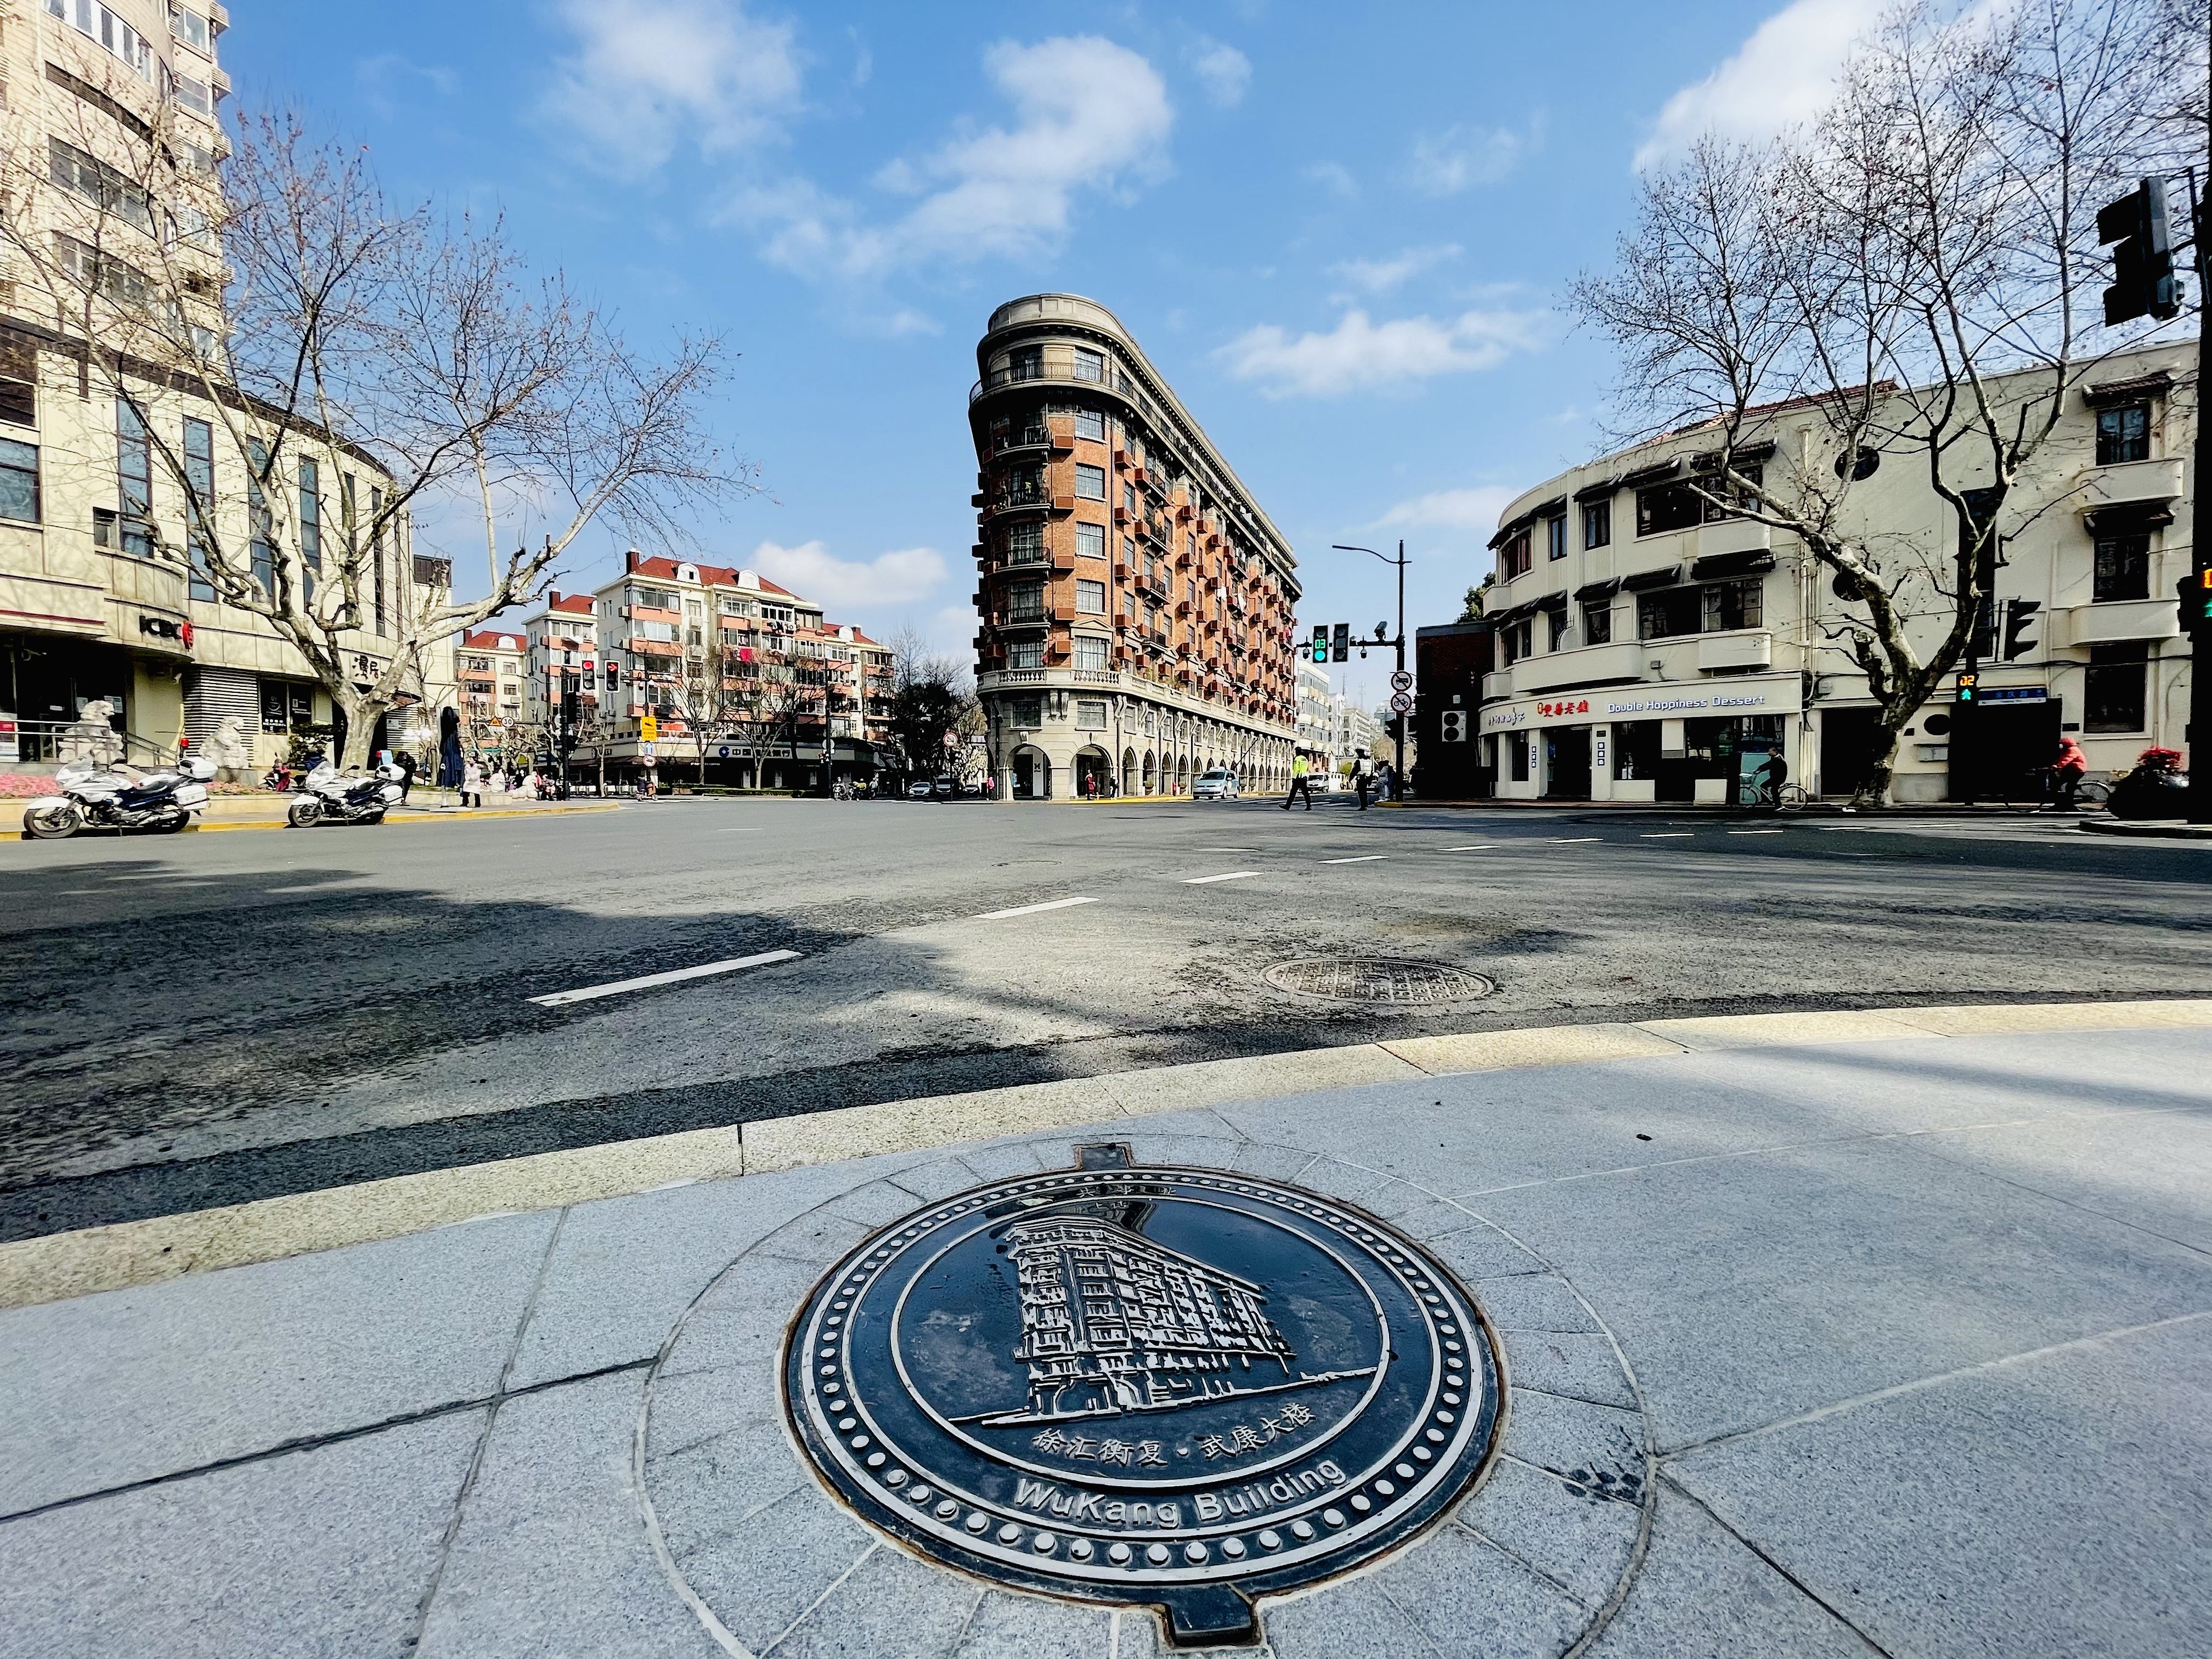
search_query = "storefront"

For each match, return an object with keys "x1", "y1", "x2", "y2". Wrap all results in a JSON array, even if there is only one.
[{"x1": 1480, "y1": 672, "x2": 1805, "y2": 803}]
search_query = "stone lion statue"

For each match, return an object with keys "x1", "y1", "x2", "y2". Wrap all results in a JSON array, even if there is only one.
[{"x1": 58, "y1": 698, "x2": 123, "y2": 766}]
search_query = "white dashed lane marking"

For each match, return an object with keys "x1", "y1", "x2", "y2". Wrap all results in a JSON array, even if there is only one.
[
  {"x1": 1182, "y1": 871, "x2": 1260, "y2": 884},
  {"x1": 1547, "y1": 837, "x2": 1601, "y2": 844},
  {"x1": 529, "y1": 949, "x2": 803, "y2": 1008},
  {"x1": 973, "y1": 896, "x2": 1102, "y2": 920},
  {"x1": 1442, "y1": 844, "x2": 1503, "y2": 850},
  {"x1": 1640, "y1": 833, "x2": 1694, "y2": 838},
  {"x1": 1320, "y1": 855, "x2": 1389, "y2": 865}
]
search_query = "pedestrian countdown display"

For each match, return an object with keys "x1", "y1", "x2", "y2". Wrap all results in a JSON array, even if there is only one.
[{"x1": 782, "y1": 1153, "x2": 1502, "y2": 1646}]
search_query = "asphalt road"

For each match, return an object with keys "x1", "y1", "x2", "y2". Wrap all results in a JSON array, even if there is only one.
[{"x1": 3, "y1": 793, "x2": 2208, "y2": 1237}]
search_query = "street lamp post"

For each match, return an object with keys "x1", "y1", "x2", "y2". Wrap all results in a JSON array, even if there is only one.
[{"x1": 1331, "y1": 541, "x2": 1410, "y2": 799}]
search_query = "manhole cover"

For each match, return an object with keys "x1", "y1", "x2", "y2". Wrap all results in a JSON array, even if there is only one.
[
  {"x1": 1261, "y1": 957, "x2": 1494, "y2": 1005},
  {"x1": 782, "y1": 1153, "x2": 1501, "y2": 1647}
]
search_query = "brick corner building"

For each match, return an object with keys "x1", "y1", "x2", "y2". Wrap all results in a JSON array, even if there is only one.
[{"x1": 968, "y1": 295, "x2": 1300, "y2": 799}]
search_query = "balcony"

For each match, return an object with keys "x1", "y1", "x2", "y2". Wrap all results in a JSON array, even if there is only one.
[
  {"x1": 1695, "y1": 629, "x2": 1773, "y2": 672},
  {"x1": 2076, "y1": 455, "x2": 2185, "y2": 515},
  {"x1": 2051, "y1": 598, "x2": 2179, "y2": 646}
]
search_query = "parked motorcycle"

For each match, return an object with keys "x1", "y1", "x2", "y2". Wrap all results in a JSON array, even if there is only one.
[
  {"x1": 22, "y1": 757, "x2": 216, "y2": 840},
  {"x1": 287, "y1": 761, "x2": 406, "y2": 828}
]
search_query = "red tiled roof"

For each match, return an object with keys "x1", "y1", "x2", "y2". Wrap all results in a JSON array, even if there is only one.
[
  {"x1": 461, "y1": 628, "x2": 524, "y2": 649},
  {"x1": 550, "y1": 594, "x2": 595, "y2": 615},
  {"x1": 628, "y1": 554, "x2": 798, "y2": 599}
]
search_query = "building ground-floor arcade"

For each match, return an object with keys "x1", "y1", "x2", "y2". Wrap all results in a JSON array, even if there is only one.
[{"x1": 979, "y1": 669, "x2": 1297, "y2": 800}]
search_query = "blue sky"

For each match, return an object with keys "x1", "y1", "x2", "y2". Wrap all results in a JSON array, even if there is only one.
[{"x1": 230, "y1": 0, "x2": 1880, "y2": 703}]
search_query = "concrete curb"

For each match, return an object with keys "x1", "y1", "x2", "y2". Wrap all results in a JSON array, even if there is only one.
[
  {"x1": 3, "y1": 997, "x2": 2208, "y2": 1312},
  {"x1": 2079, "y1": 817, "x2": 2212, "y2": 839}
]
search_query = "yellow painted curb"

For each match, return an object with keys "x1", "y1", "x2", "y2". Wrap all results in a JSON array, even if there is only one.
[
  {"x1": 187, "y1": 804, "x2": 623, "y2": 833},
  {"x1": 4, "y1": 998, "x2": 2208, "y2": 1311}
]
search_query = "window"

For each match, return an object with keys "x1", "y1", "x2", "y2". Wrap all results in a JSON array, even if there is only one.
[
  {"x1": 1075, "y1": 696, "x2": 1108, "y2": 726},
  {"x1": 370, "y1": 486, "x2": 386, "y2": 631},
  {"x1": 49, "y1": 139, "x2": 153, "y2": 233},
  {"x1": 0, "y1": 437, "x2": 39, "y2": 523},
  {"x1": 1509, "y1": 733, "x2": 1530, "y2": 782},
  {"x1": 1011, "y1": 696, "x2": 1043, "y2": 727},
  {"x1": 108, "y1": 397, "x2": 157, "y2": 557},
  {"x1": 1072, "y1": 347, "x2": 1104, "y2": 383},
  {"x1": 298, "y1": 458, "x2": 320, "y2": 601},
  {"x1": 1075, "y1": 409, "x2": 1105, "y2": 442},
  {"x1": 169, "y1": 71, "x2": 211, "y2": 115},
  {"x1": 1074, "y1": 637, "x2": 1108, "y2": 671},
  {"x1": 1546, "y1": 515, "x2": 1567, "y2": 560},
  {"x1": 1122, "y1": 482, "x2": 1137, "y2": 515},
  {"x1": 2085, "y1": 644, "x2": 2148, "y2": 732},
  {"x1": 247, "y1": 439, "x2": 274, "y2": 593},
  {"x1": 1498, "y1": 529, "x2": 1532, "y2": 579},
  {"x1": 1007, "y1": 582, "x2": 1046, "y2": 623},
  {"x1": 1702, "y1": 578, "x2": 1763, "y2": 632},
  {"x1": 1007, "y1": 521, "x2": 1045, "y2": 563},
  {"x1": 1075, "y1": 522, "x2": 1104, "y2": 560},
  {"x1": 2095, "y1": 403, "x2": 2151, "y2": 466},
  {"x1": 1583, "y1": 601, "x2": 1613, "y2": 644},
  {"x1": 1500, "y1": 616, "x2": 1534, "y2": 663},
  {"x1": 1076, "y1": 579, "x2": 1106, "y2": 613},
  {"x1": 1074, "y1": 462, "x2": 1106, "y2": 500},
  {"x1": 171, "y1": 6, "x2": 212, "y2": 52},
  {"x1": 1009, "y1": 346, "x2": 1042, "y2": 381},
  {"x1": 1637, "y1": 585, "x2": 1702, "y2": 639},
  {"x1": 184, "y1": 416, "x2": 215, "y2": 600},
  {"x1": 1636, "y1": 481, "x2": 1702, "y2": 536},
  {"x1": 2088, "y1": 531, "x2": 2149, "y2": 603},
  {"x1": 54, "y1": 234, "x2": 149, "y2": 306},
  {"x1": 1583, "y1": 498, "x2": 1611, "y2": 549},
  {"x1": 1545, "y1": 608, "x2": 1570, "y2": 651},
  {"x1": 1007, "y1": 640, "x2": 1043, "y2": 669},
  {"x1": 46, "y1": 0, "x2": 154, "y2": 80},
  {"x1": 0, "y1": 375, "x2": 32, "y2": 430}
]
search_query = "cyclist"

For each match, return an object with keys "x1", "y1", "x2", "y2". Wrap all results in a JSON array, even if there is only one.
[{"x1": 2050, "y1": 736, "x2": 2087, "y2": 810}]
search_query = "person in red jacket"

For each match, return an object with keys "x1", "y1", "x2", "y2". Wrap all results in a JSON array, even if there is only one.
[{"x1": 2051, "y1": 735, "x2": 2087, "y2": 810}]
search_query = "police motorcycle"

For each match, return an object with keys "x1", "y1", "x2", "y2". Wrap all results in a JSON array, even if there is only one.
[
  {"x1": 22, "y1": 755, "x2": 216, "y2": 840},
  {"x1": 287, "y1": 760, "x2": 407, "y2": 828}
]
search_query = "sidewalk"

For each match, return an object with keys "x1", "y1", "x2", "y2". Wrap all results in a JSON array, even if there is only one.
[
  {"x1": 189, "y1": 792, "x2": 623, "y2": 830},
  {"x1": 3, "y1": 1005, "x2": 2208, "y2": 1657}
]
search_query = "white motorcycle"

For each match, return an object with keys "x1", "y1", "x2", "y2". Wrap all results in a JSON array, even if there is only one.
[
  {"x1": 287, "y1": 761, "x2": 406, "y2": 827},
  {"x1": 22, "y1": 757, "x2": 216, "y2": 840}
]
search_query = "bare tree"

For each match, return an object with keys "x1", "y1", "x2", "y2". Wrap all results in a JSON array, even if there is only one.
[
  {"x1": 659, "y1": 635, "x2": 762, "y2": 788},
  {"x1": 1573, "y1": 0, "x2": 2201, "y2": 802},
  {"x1": 3, "y1": 98, "x2": 743, "y2": 768}
]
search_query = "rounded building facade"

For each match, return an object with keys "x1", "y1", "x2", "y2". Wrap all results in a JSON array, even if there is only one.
[{"x1": 968, "y1": 296, "x2": 1300, "y2": 799}]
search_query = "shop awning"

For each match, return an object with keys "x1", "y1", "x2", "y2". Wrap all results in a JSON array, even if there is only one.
[
  {"x1": 2083, "y1": 370, "x2": 2172, "y2": 406},
  {"x1": 1572, "y1": 476, "x2": 1622, "y2": 503},
  {"x1": 1533, "y1": 590, "x2": 1570, "y2": 611},
  {"x1": 1573, "y1": 578, "x2": 1621, "y2": 602},
  {"x1": 2084, "y1": 501, "x2": 2175, "y2": 534},
  {"x1": 1621, "y1": 565, "x2": 1682, "y2": 591},
  {"x1": 1618, "y1": 458, "x2": 1684, "y2": 490},
  {"x1": 1692, "y1": 439, "x2": 1776, "y2": 470},
  {"x1": 1689, "y1": 550, "x2": 1777, "y2": 580},
  {"x1": 1531, "y1": 495, "x2": 1568, "y2": 519}
]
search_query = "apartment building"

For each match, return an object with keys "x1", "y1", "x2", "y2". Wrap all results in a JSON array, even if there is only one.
[
  {"x1": 517, "y1": 553, "x2": 894, "y2": 787},
  {"x1": 1295, "y1": 659, "x2": 1335, "y2": 772},
  {"x1": 455, "y1": 628, "x2": 526, "y2": 758},
  {"x1": 0, "y1": 1, "x2": 452, "y2": 772},
  {"x1": 1477, "y1": 342, "x2": 2194, "y2": 803},
  {"x1": 968, "y1": 295, "x2": 1300, "y2": 799}
]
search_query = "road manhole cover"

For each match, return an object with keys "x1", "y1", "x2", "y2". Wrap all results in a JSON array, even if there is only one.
[
  {"x1": 781, "y1": 1153, "x2": 1502, "y2": 1647},
  {"x1": 1261, "y1": 957, "x2": 1494, "y2": 1006}
]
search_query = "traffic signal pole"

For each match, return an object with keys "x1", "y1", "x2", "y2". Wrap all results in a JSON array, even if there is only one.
[{"x1": 2192, "y1": 167, "x2": 2210, "y2": 823}]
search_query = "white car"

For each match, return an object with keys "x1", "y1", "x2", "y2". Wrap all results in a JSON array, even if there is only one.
[{"x1": 1192, "y1": 769, "x2": 1240, "y2": 800}]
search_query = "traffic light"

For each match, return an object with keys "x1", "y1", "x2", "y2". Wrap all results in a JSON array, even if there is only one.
[
  {"x1": 1310, "y1": 624, "x2": 1328, "y2": 664},
  {"x1": 2180, "y1": 570, "x2": 2212, "y2": 634},
  {"x1": 2001, "y1": 598, "x2": 2040, "y2": 661},
  {"x1": 1330, "y1": 622, "x2": 1350, "y2": 664},
  {"x1": 2096, "y1": 177, "x2": 2182, "y2": 326},
  {"x1": 1955, "y1": 670, "x2": 1978, "y2": 704}
]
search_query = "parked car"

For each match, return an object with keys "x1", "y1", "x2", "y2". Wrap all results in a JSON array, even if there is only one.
[{"x1": 1193, "y1": 768, "x2": 1240, "y2": 800}]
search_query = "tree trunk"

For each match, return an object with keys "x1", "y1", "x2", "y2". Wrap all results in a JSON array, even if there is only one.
[{"x1": 334, "y1": 689, "x2": 390, "y2": 771}]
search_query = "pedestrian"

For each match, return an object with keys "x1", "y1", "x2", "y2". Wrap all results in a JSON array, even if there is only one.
[
  {"x1": 1379, "y1": 760, "x2": 1398, "y2": 802},
  {"x1": 1283, "y1": 749, "x2": 1314, "y2": 811},
  {"x1": 2051, "y1": 735, "x2": 2088, "y2": 810},
  {"x1": 1353, "y1": 749, "x2": 1373, "y2": 811},
  {"x1": 461, "y1": 759, "x2": 483, "y2": 809},
  {"x1": 394, "y1": 749, "x2": 416, "y2": 803}
]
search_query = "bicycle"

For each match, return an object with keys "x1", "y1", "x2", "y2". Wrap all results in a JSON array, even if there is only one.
[
  {"x1": 1740, "y1": 778, "x2": 1814, "y2": 810},
  {"x1": 1996, "y1": 766, "x2": 2111, "y2": 811}
]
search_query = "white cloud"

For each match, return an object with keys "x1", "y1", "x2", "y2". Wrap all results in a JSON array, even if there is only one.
[
  {"x1": 542, "y1": 0, "x2": 802, "y2": 177},
  {"x1": 741, "y1": 36, "x2": 1172, "y2": 282},
  {"x1": 748, "y1": 540, "x2": 946, "y2": 609},
  {"x1": 1302, "y1": 160, "x2": 1357, "y2": 200},
  {"x1": 1376, "y1": 486, "x2": 1522, "y2": 532},
  {"x1": 1635, "y1": 0, "x2": 1881, "y2": 170},
  {"x1": 1327, "y1": 244, "x2": 1460, "y2": 297},
  {"x1": 1186, "y1": 38, "x2": 1252, "y2": 108},
  {"x1": 1214, "y1": 307, "x2": 1548, "y2": 399},
  {"x1": 1407, "y1": 118, "x2": 1539, "y2": 195}
]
